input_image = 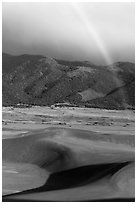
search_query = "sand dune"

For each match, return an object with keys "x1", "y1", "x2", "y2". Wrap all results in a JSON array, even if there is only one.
[
  {"x1": 3, "y1": 163, "x2": 134, "y2": 201},
  {"x1": 3, "y1": 127, "x2": 134, "y2": 201},
  {"x1": 3, "y1": 128, "x2": 134, "y2": 171}
]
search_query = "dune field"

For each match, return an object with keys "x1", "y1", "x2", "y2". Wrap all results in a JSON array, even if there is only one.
[{"x1": 2, "y1": 106, "x2": 135, "y2": 201}]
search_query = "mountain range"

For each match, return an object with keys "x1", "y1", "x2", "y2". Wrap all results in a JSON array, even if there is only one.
[{"x1": 2, "y1": 53, "x2": 135, "y2": 109}]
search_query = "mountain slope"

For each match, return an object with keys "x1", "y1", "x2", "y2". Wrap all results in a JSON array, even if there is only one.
[{"x1": 2, "y1": 53, "x2": 135, "y2": 109}]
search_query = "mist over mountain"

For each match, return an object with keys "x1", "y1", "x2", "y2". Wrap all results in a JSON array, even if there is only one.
[
  {"x1": 3, "y1": 3, "x2": 135, "y2": 65},
  {"x1": 2, "y1": 53, "x2": 135, "y2": 110}
]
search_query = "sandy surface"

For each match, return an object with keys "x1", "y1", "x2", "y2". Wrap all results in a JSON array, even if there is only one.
[
  {"x1": 9, "y1": 164, "x2": 134, "y2": 202},
  {"x1": 2, "y1": 106, "x2": 135, "y2": 201},
  {"x1": 3, "y1": 162, "x2": 49, "y2": 196}
]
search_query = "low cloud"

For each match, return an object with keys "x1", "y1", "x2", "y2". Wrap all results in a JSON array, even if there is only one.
[{"x1": 2, "y1": 2, "x2": 135, "y2": 65}]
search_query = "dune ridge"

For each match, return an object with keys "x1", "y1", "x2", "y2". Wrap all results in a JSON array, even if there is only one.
[
  {"x1": 3, "y1": 127, "x2": 135, "y2": 201},
  {"x1": 3, "y1": 127, "x2": 134, "y2": 172}
]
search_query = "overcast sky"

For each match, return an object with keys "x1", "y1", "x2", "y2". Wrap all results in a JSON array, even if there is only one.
[{"x1": 2, "y1": 2, "x2": 135, "y2": 65}]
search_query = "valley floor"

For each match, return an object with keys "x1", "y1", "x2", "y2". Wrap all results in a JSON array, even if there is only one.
[{"x1": 2, "y1": 106, "x2": 135, "y2": 138}]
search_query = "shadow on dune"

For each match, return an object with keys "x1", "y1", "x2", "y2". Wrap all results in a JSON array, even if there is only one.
[
  {"x1": 2, "y1": 127, "x2": 135, "y2": 201},
  {"x1": 6, "y1": 162, "x2": 131, "y2": 192},
  {"x1": 2, "y1": 162, "x2": 135, "y2": 202}
]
